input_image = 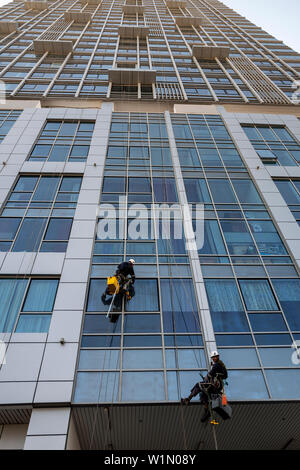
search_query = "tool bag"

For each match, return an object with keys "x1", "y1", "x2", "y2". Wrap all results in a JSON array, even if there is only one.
[
  {"x1": 211, "y1": 394, "x2": 232, "y2": 421},
  {"x1": 106, "y1": 276, "x2": 120, "y2": 295}
]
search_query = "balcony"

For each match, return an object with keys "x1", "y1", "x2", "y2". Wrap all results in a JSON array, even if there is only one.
[
  {"x1": 0, "y1": 21, "x2": 18, "y2": 34},
  {"x1": 118, "y1": 25, "x2": 149, "y2": 39},
  {"x1": 192, "y1": 45, "x2": 231, "y2": 60},
  {"x1": 122, "y1": 5, "x2": 144, "y2": 14},
  {"x1": 166, "y1": 0, "x2": 187, "y2": 7},
  {"x1": 64, "y1": 12, "x2": 92, "y2": 23},
  {"x1": 33, "y1": 39, "x2": 73, "y2": 56},
  {"x1": 24, "y1": 1, "x2": 48, "y2": 10},
  {"x1": 108, "y1": 68, "x2": 156, "y2": 85},
  {"x1": 80, "y1": 0, "x2": 102, "y2": 4},
  {"x1": 174, "y1": 16, "x2": 208, "y2": 27}
]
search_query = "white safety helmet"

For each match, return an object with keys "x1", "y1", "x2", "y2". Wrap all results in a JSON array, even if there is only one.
[
  {"x1": 210, "y1": 350, "x2": 219, "y2": 358},
  {"x1": 129, "y1": 258, "x2": 135, "y2": 265}
]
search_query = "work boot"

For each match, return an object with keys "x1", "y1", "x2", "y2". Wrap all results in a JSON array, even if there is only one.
[
  {"x1": 201, "y1": 407, "x2": 211, "y2": 423},
  {"x1": 181, "y1": 397, "x2": 190, "y2": 406}
]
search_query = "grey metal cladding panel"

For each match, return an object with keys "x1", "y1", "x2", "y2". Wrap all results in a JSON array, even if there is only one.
[
  {"x1": 0, "y1": 408, "x2": 31, "y2": 425},
  {"x1": 72, "y1": 402, "x2": 300, "y2": 450}
]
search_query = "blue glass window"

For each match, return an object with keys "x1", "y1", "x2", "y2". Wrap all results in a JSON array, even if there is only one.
[
  {"x1": 205, "y1": 279, "x2": 249, "y2": 332},
  {"x1": 121, "y1": 372, "x2": 165, "y2": 401},
  {"x1": 161, "y1": 279, "x2": 201, "y2": 333},
  {"x1": 22, "y1": 279, "x2": 59, "y2": 312},
  {"x1": 153, "y1": 178, "x2": 178, "y2": 202},
  {"x1": 221, "y1": 220, "x2": 257, "y2": 256},
  {"x1": 126, "y1": 279, "x2": 159, "y2": 312},
  {"x1": 248, "y1": 221, "x2": 287, "y2": 256},
  {"x1": 198, "y1": 220, "x2": 227, "y2": 255},
  {"x1": 207, "y1": 179, "x2": 237, "y2": 204},
  {"x1": 184, "y1": 178, "x2": 211, "y2": 203},
  {"x1": 265, "y1": 370, "x2": 300, "y2": 399},
  {"x1": 12, "y1": 218, "x2": 47, "y2": 252},
  {"x1": 272, "y1": 279, "x2": 300, "y2": 330},
  {"x1": 239, "y1": 280, "x2": 278, "y2": 311},
  {"x1": 0, "y1": 279, "x2": 28, "y2": 332},
  {"x1": 231, "y1": 180, "x2": 262, "y2": 204}
]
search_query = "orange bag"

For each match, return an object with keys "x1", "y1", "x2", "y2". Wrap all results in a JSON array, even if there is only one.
[{"x1": 222, "y1": 393, "x2": 227, "y2": 406}]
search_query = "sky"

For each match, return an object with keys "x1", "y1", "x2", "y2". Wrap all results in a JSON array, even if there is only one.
[
  {"x1": 0, "y1": 0, "x2": 299, "y2": 53},
  {"x1": 222, "y1": 0, "x2": 300, "y2": 53}
]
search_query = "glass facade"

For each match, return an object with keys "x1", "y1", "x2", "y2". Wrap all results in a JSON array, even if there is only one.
[
  {"x1": 0, "y1": 277, "x2": 59, "y2": 333},
  {"x1": 274, "y1": 179, "x2": 300, "y2": 226},
  {"x1": 0, "y1": 110, "x2": 22, "y2": 144},
  {"x1": 73, "y1": 112, "x2": 300, "y2": 404},
  {"x1": 29, "y1": 120, "x2": 95, "y2": 162},
  {"x1": 243, "y1": 125, "x2": 300, "y2": 167},
  {"x1": 0, "y1": 175, "x2": 82, "y2": 252}
]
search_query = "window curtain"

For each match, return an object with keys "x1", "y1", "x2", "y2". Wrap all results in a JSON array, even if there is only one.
[
  {"x1": 239, "y1": 280, "x2": 278, "y2": 311},
  {"x1": 161, "y1": 279, "x2": 201, "y2": 333},
  {"x1": 198, "y1": 220, "x2": 226, "y2": 255},
  {"x1": 16, "y1": 314, "x2": 51, "y2": 333},
  {"x1": 22, "y1": 279, "x2": 58, "y2": 312},
  {"x1": 126, "y1": 279, "x2": 159, "y2": 312},
  {"x1": 0, "y1": 279, "x2": 28, "y2": 332},
  {"x1": 204, "y1": 279, "x2": 249, "y2": 332}
]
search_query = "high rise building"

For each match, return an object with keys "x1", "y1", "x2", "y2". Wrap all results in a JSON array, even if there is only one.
[{"x1": 0, "y1": 0, "x2": 299, "y2": 451}]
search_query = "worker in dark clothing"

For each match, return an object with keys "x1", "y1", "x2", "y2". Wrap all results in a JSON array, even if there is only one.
[
  {"x1": 101, "y1": 259, "x2": 136, "y2": 309},
  {"x1": 181, "y1": 351, "x2": 228, "y2": 422},
  {"x1": 116, "y1": 259, "x2": 136, "y2": 285}
]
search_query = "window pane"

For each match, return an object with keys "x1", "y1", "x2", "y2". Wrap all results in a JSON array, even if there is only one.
[
  {"x1": 123, "y1": 350, "x2": 163, "y2": 369},
  {"x1": 272, "y1": 279, "x2": 300, "y2": 330},
  {"x1": 124, "y1": 314, "x2": 161, "y2": 333},
  {"x1": 225, "y1": 370, "x2": 268, "y2": 400},
  {"x1": 14, "y1": 176, "x2": 38, "y2": 192},
  {"x1": 218, "y1": 348, "x2": 260, "y2": 367},
  {"x1": 239, "y1": 280, "x2": 278, "y2": 311},
  {"x1": 0, "y1": 279, "x2": 28, "y2": 332},
  {"x1": 265, "y1": 370, "x2": 300, "y2": 399},
  {"x1": 12, "y1": 218, "x2": 47, "y2": 251},
  {"x1": 205, "y1": 279, "x2": 249, "y2": 332},
  {"x1": 32, "y1": 177, "x2": 60, "y2": 201},
  {"x1": 59, "y1": 177, "x2": 82, "y2": 192},
  {"x1": 208, "y1": 179, "x2": 237, "y2": 203},
  {"x1": 153, "y1": 178, "x2": 178, "y2": 202},
  {"x1": 78, "y1": 350, "x2": 120, "y2": 370},
  {"x1": 221, "y1": 220, "x2": 257, "y2": 255},
  {"x1": 22, "y1": 279, "x2": 58, "y2": 312},
  {"x1": 232, "y1": 180, "x2": 262, "y2": 204},
  {"x1": 126, "y1": 279, "x2": 159, "y2": 312},
  {"x1": 248, "y1": 313, "x2": 287, "y2": 332},
  {"x1": 48, "y1": 145, "x2": 71, "y2": 162},
  {"x1": 121, "y1": 372, "x2": 165, "y2": 401},
  {"x1": 74, "y1": 372, "x2": 119, "y2": 403},
  {"x1": 161, "y1": 279, "x2": 201, "y2": 333},
  {"x1": 198, "y1": 220, "x2": 226, "y2": 255},
  {"x1": 0, "y1": 218, "x2": 21, "y2": 240},
  {"x1": 44, "y1": 218, "x2": 72, "y2": 240},
  {"x1": 184, "y1": 179, "x2": 211, "y2": 203},
  {"x1": 16, "y1": 314, "x2": 51, "y2": 333}
]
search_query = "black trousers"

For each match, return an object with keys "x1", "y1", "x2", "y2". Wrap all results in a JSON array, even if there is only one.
[{"x1": 190, "y1": 381, "x2": 221, "y2": 405}]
